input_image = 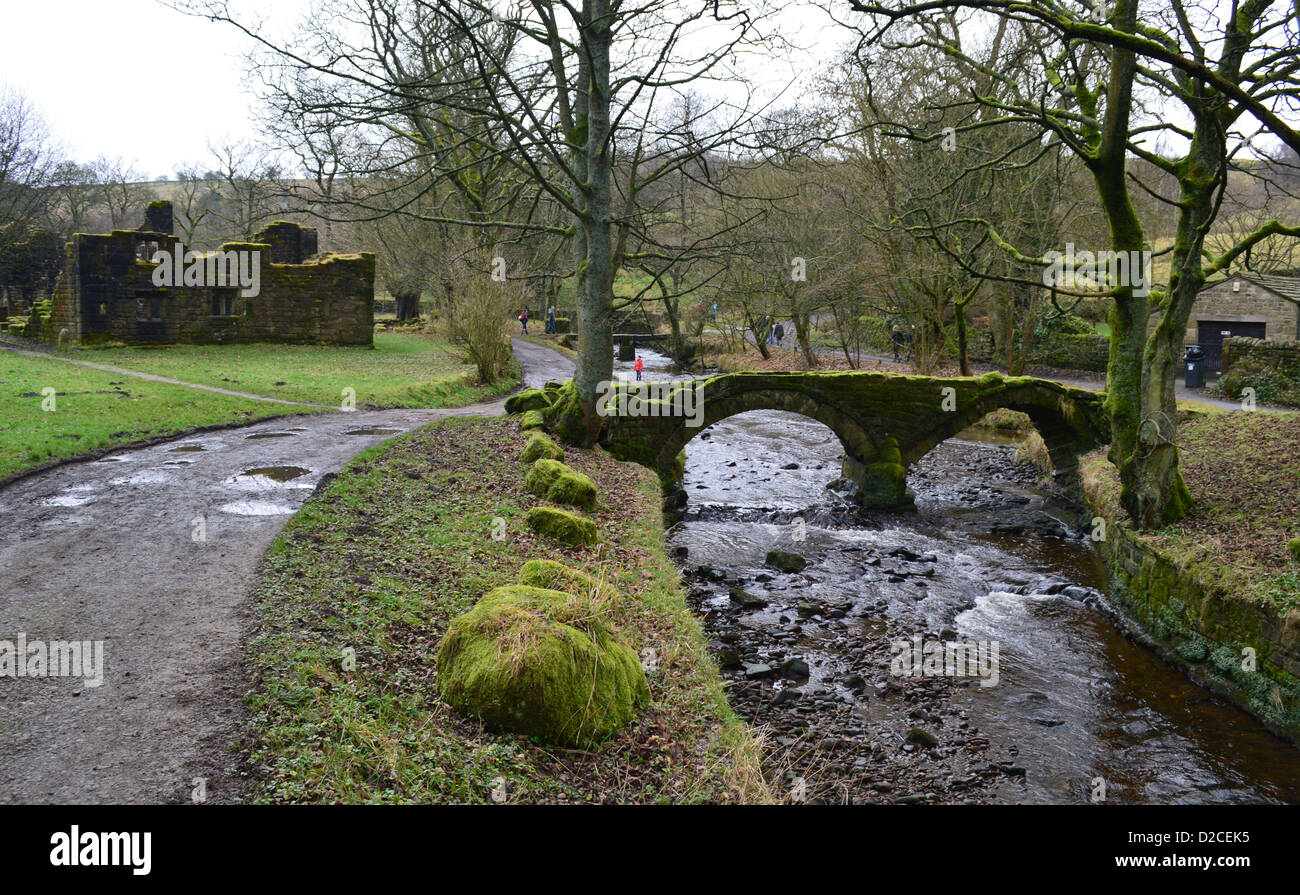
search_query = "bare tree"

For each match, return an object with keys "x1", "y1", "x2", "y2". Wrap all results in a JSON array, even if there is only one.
[
  {"x1": 846, "y1": 0, "x2": 1300, "y2": 528},
  {"x1": 0, "y1": 85, "x2": 64, "y2": 232},
  {"x1": 90, "y1": 156, "x2": 151, "y2": 230},
  {"x1": 172, "y1": 164, "x2": 221, "y2": 247},
  {"x1": 206, "y1": 139, "x2": 283, "y2": 239},
  {"x1": 174, "y1": 0, "x2": 787, "y2": 444}
]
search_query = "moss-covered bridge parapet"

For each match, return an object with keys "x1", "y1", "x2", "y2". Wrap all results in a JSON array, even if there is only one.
[{"x1": 599, "y1": 370, "x2": 1110, "y2": 507}]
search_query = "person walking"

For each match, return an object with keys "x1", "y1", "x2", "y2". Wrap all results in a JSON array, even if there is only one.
[
  {"x1": 546, "y1": 305, "x2": 556, "y2": 334},
  {"x1": 891, "y1": 324, "x2": 905, "y2": 362},
  {"x1": 774, "y1": 322, "x2": 785, "y2": 346},
  {"x1": 519, "y1": 309, "x2": 529, "y2": 334},
  {"x1": 634, "y1": 356, "x2": 644, "y2": 381}
]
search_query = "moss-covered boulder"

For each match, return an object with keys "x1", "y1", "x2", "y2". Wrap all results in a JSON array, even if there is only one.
[
  {"x1": 525, "y1": 459, "x2": 567, "y2": 496},
  {"x1": 548, "y1": 471, "x2": 597, "y2": 509},
  {"x1": 520, "y1": 409, "x2": 546, "y2": 431},
  {"x1": 525, "y1": 506, "x2": 598, "y2": 546},
  {"x1": 520, "y1": 433, "x2": 564, "y2": 464},
  {"x1": 505, "y1": 388, "x2": 552, "y2": 415},
  {"x1": 525, "y1": 459, "x2": 598, "y2": 510},
  {"x1": 542, "y1": 382, "x2": 591, "y2": 446},
  {"x1": 435, "y1": 585, "x2": 647, "y2": 747},
  {"x1": 766, "y1": 551, "x2": 808, "y2": 573},
  {"x1": 518, "y1": 559, "x2": 619, "y2": 608}
]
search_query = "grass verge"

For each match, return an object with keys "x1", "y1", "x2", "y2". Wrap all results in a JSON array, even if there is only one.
[
  {"x1": 62, "y1": 333, "x2": 516, "y2": 409},
  {"x1": 0, "y1": 349, "x2": 321, "y2": 480},
  {"x1": 243, "y1": 415, "x2": 767, "y2": 803}
]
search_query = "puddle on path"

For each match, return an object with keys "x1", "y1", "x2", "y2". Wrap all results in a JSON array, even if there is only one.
[
  {"x1": 345, "y1": 428, "x2": 402, "y2": 437},
  {"x1": 109, "y1": 470, "x2": 173, "y2": 487},
  {"x1": 246, "y1": 432, "x2": 297, "y2": 441},
  {"x1": 219, "y1": 500, "x2": 297, "y2": 516},
  {"x1": 169, "y1": 445, "x2": 206, "y2": 453},
  {"x1": 41, "y1": 494, "x2": 96, "y2": 508},
  {"x1": 231, "y1": 466, "x2": 313, "y2": 485}
]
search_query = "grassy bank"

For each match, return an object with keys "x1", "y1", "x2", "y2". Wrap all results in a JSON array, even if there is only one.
[
  {"x1": 0, "y1": 349, "x2": 319, "y2": 480},
  {"x1": 62, "y1": 333, "x2": 514, "y2": 409},
  {"x1": 243, "y1": 415, "x2": 766, "y2": 804}
]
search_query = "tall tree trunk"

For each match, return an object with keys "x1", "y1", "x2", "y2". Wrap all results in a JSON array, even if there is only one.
[
  {"x1": 573, "y1": 0, "x2": 615, "y2": 445},
  {"x1": 955, "y1": 293, "x2": 972, "y2": 376}
]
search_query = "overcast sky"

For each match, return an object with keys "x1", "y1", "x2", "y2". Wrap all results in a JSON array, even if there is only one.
[{"x1": 0, "y1": 0, "x2": 282, "y2": 178}]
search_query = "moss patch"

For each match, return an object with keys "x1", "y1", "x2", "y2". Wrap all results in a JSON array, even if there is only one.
[
  {"x1": 525, "y1": 459, "x2": 598, "y2": 510},
  {"x1": 765, "y1": 551, "x2": 808, "y2": 573},
  {"x1": 505, "y1": 388, "x2": 552, "y2": 415},
  {"x1": 525, "y1": 506, "x2": 598, "y2": 546},
  {"x1": 520, "y1": 433, "x2": 564, "y2": 464},
  {"x1": 435, "y1": 584, "x2": 647, "y2": 747}
]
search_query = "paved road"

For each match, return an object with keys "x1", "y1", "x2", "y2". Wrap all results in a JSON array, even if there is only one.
[{"x1": 0, "y1": 338, "x2": 573, "y2": 804}]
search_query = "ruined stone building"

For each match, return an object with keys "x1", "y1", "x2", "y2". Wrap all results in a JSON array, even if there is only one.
[{"x1": 27, "y1": 202, "x2": 375, "y2": 346}]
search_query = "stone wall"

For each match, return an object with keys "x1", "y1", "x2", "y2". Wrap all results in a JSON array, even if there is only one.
[
  {"x1": 48, "y1": 210, "x2": 374, "y2": 347},
  {"x1": 1082, "y1": 455, "x2": 1300, "y2": 743},
  {"x1": 1223, "y1": 336, "x2": 1300, "y2": 380},
  {"x1": 1219, "y1": 336, "x2": 1300, "y2": 407}
]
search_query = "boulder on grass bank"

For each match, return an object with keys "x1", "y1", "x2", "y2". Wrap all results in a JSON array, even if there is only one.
[
  {"x1": 520, "y1": 410, "x2": 546, "y2": 431},
  {"x1": 525, "y1": 459, "x2": 598, "y2": 510},
  {"x1": 505, "y1": 388, "x2": 552, "y2": 415},
  {"x1": 435, "y1": 585, "x2": 647, "y2": 747},
  {"x1": 520, "y1": 433, "x2": 564, "y2": 464},
  {"x1": 525, "y1": 506, "x2": 598, "y2": 546}
]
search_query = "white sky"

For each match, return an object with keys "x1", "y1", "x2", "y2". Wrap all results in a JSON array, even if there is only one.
[
  {"x1": 0, "y1": 0, "x2": 281, "y2": 178},
  {"x1": 0, "y1": 0, "x2": 840, "y2": 180}
]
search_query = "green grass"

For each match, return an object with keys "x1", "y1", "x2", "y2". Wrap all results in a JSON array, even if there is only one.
[
  {"x1": 243, "y1": 416, "x2": 767, "y2": 804},
  {"x1": 0, "y1": 350, "x2": 320, "y2": 480},
  {"x1": 66, "y1": 333, "x2": 516, "y2": 409}
]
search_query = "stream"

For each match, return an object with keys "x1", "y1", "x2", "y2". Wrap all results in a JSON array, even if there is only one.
[{"x1": 616, "y1": 346, "x2": 1300, "y2": 804}]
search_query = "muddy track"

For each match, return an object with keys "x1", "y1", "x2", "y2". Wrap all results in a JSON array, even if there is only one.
[{"x1": 0, "y1": 338, "x2": 574, "y2": 804}]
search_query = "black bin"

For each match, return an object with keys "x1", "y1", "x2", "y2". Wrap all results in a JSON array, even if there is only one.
[{"x1": 1184, "y1": 345, "x2": 1205, "y2": 388}]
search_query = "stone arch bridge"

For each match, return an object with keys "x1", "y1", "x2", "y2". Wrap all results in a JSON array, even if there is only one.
[{"x1": 599, "y1": 371, "x2": 1109, "y2": 507}]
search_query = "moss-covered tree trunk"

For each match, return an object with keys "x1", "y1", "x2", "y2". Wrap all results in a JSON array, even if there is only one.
[{"x1": 572, "y1": 0, "x2": 615, "y2": 446}]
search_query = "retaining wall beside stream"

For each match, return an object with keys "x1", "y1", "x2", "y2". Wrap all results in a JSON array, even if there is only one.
[{"x1": 1079, "y1": 456, "x2": 1300, "y2": 744}]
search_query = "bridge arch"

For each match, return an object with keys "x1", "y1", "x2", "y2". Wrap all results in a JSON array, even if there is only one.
[{"x1": 599, "y1": 371, "x2": 1109, "y2": 509}]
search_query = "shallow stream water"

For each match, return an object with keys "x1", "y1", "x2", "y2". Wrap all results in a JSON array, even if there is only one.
[{"x1": 617, "y1": 346, "x2": 1300, "y2": 804}]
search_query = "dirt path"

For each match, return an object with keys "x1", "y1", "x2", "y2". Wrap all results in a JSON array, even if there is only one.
[{"x1": 0, "y1": 339, "x2": 574, "y2": 804}]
